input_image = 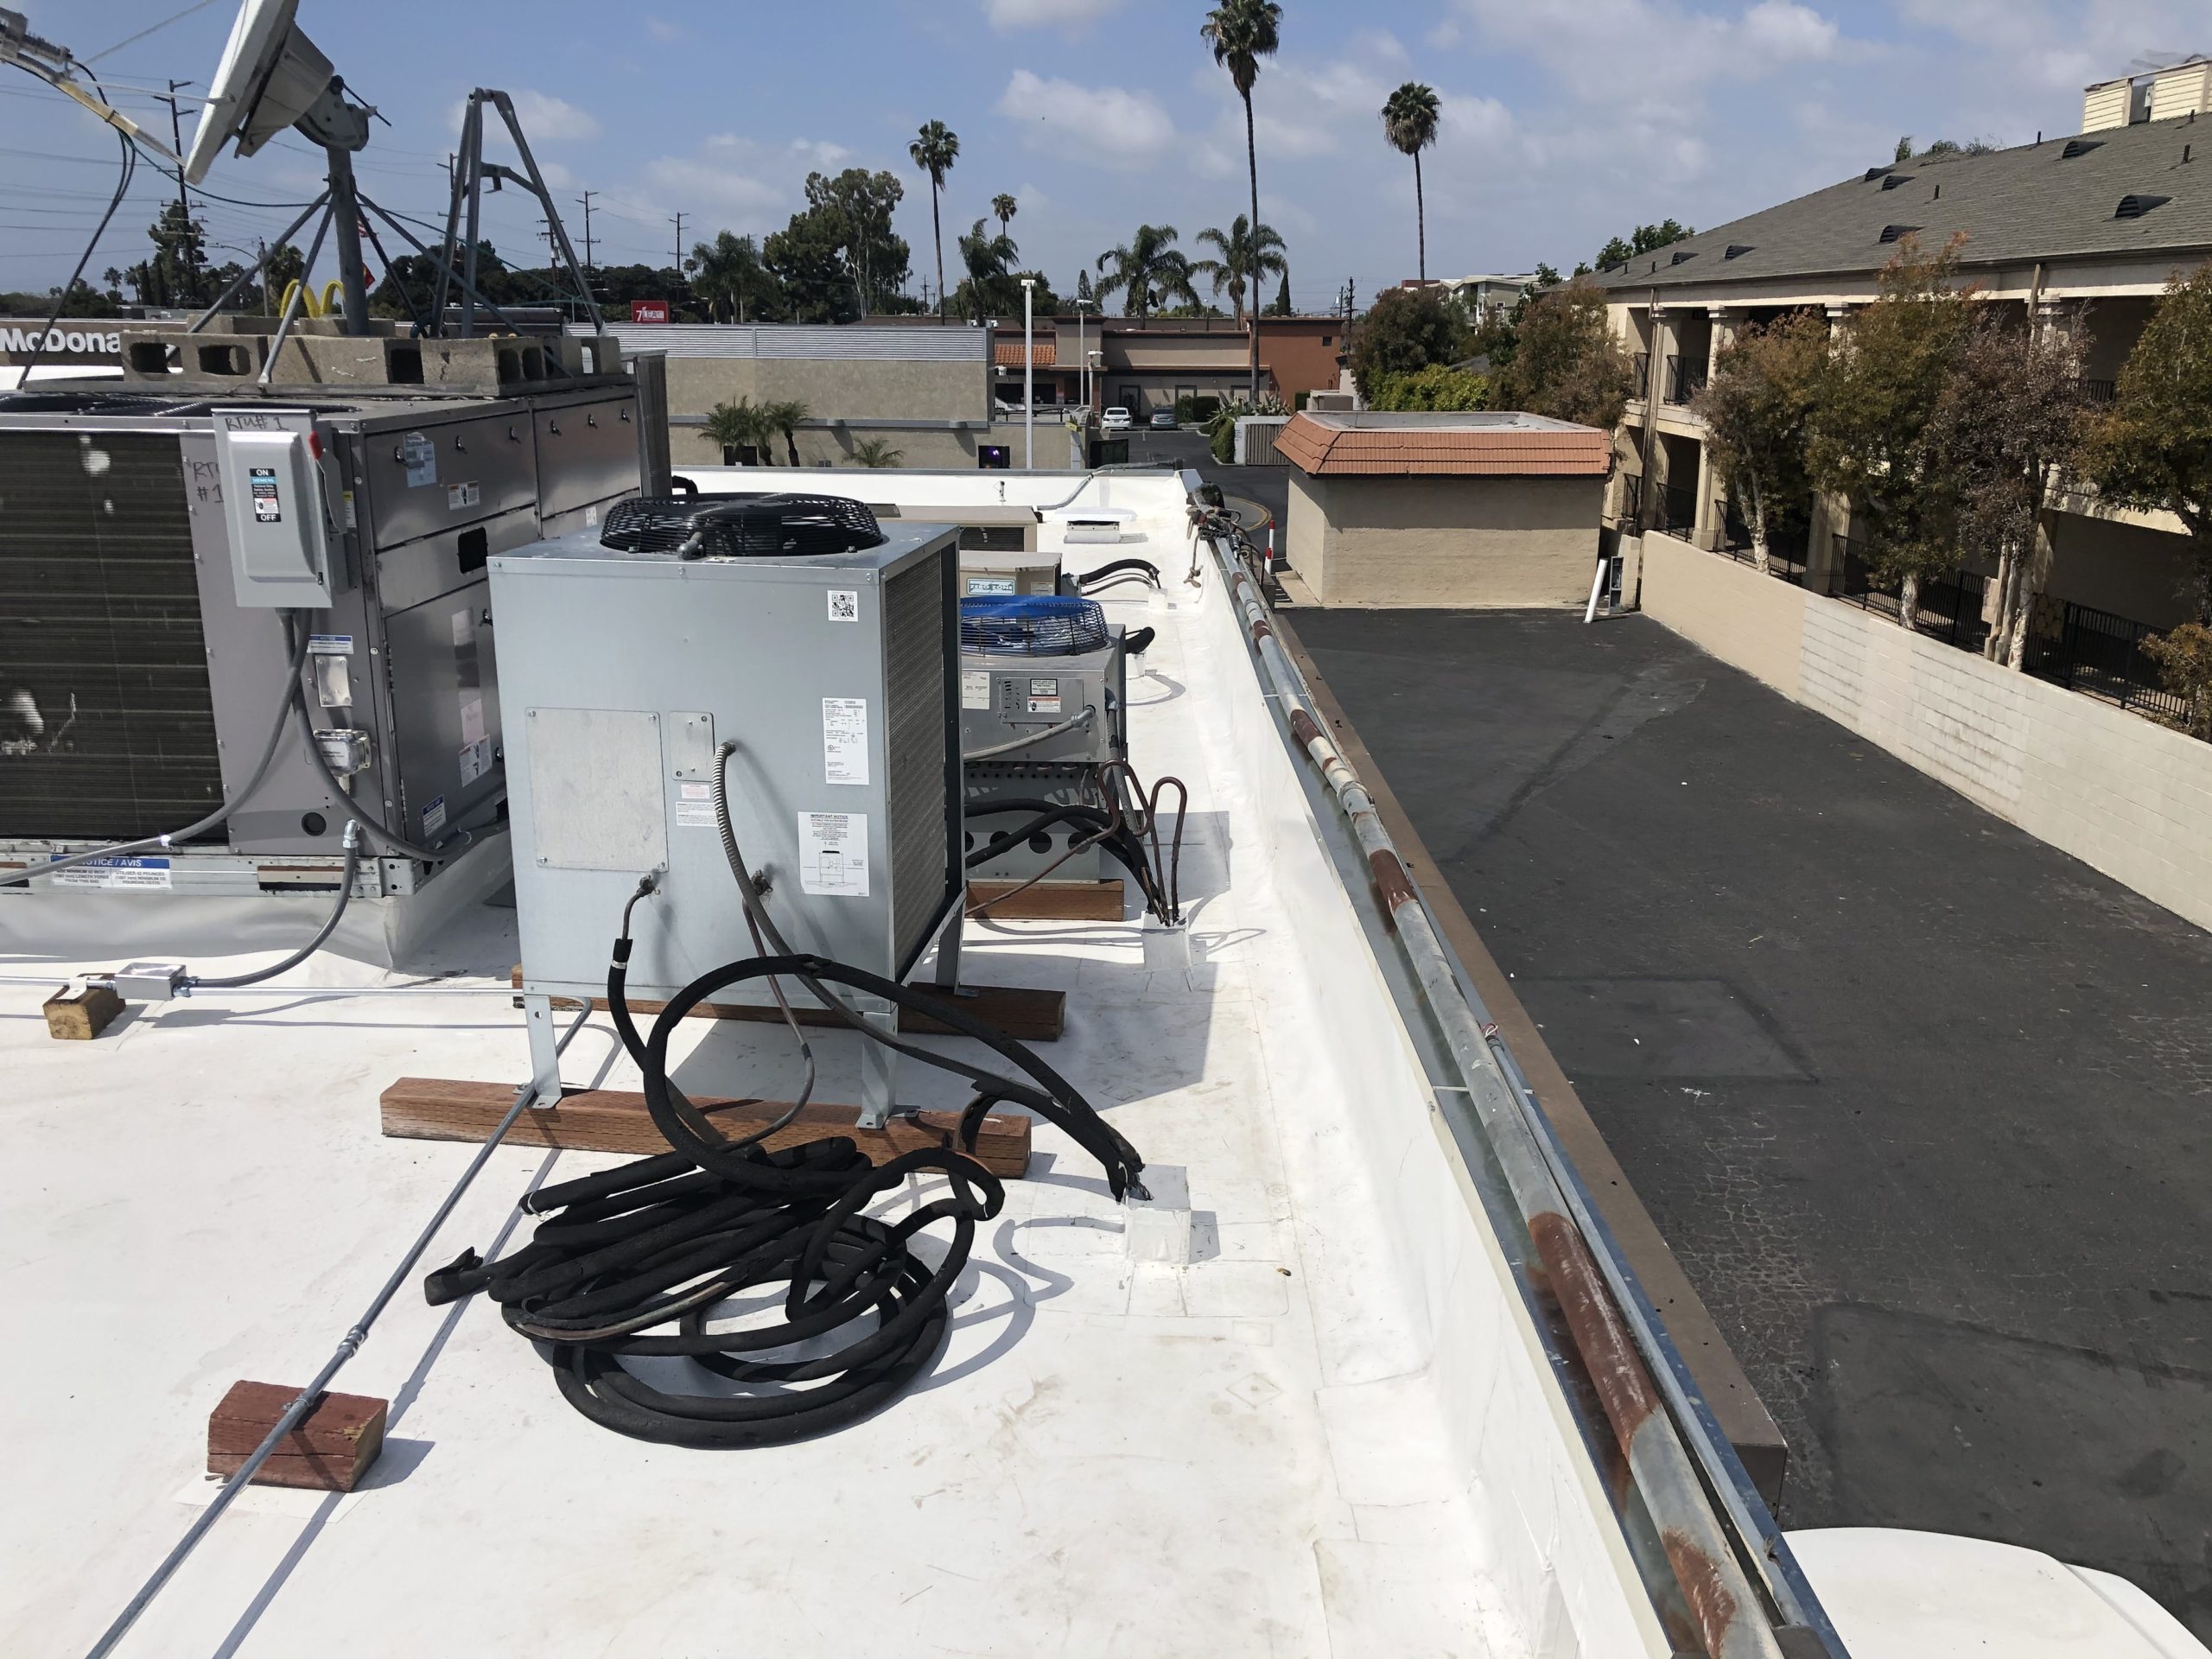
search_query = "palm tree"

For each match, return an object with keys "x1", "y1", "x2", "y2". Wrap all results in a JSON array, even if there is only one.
[
  {"x1": 956, "y1": 218, "x2": 1020, "y2": 319},
  {"x1": 686, "y1": 231, "x2": 770, "y2": 323},
  {"x1": 701, "y1": 397, "x2": 769, "y2": 466},
  {"x1": 908, "y1": 120, "x2": 960, "y2": 323},
  {"x1": 1201, "y1": 0, "x2": 1281, "y2": 400},
  {"x1": 991, "y1": 193, "x2": 1018, "y2": 238},
  {"x1": 1094, "y1": 225, "x2": 1200, "y2": 321},
  {"x1": 850, "y1": 435, "x2": 904, "y2": 468},
  {"x1": 1381, "y1": 82, "x2": 1442, "y2": 283},
  {"x1": 1192, "y1": 215, "x2": 1288, "y2": 325},
  {"x1": 761, "y1": 398, "x2": 809, "y2": 467}
]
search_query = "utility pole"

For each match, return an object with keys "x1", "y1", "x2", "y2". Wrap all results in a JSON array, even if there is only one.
[
  {"x1": 671, "y1": 211, "x2": 685, "y2": 275},
  {"x1": 575, "y1": 190, "x2": 596, "y2": 272},
  {"x1": 155, "y1": 79, "x2": 196, "y2": 302},
  {"x1": 256, "y1": 238, "x2": 269, "y2": 315},
  {"x1": 1021, "y1": 277, "x2": 1036, "y2": 472}
]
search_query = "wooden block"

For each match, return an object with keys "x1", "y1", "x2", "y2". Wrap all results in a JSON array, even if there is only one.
[
  {"x1": 43, "y1": 982, "x2": 124, "y2": 1041},
  {"x1": 207, "y1": 1380, "x2": 387, "y2": 1492},
  {"x1": 507, "y1": 968, "x2": 1065, "y2": 1042},
  {"x1": 379, "y1": 1077, "x2": 1033, "y2": 1178},
  {"x1": 967, "y1": 878, "x2": 1124, "y2": 921}
]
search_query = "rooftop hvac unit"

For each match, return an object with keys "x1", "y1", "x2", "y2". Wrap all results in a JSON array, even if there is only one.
[
  {"x1": 959, "y1": 594, "x2": 1131, "y2": 889},
  {"x1": 958, "y1": 544, "x2": 1061, "y2": 600},
  {"x1": 493, "y1": 496, "x2": 964, "y2": 1118},
  {"x1": 0, "y1": 384, "x2": 639, "y2": 894}
]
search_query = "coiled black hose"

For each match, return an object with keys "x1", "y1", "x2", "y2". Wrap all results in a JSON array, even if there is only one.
[{"x1": 429, "y1": 946, "x2": 1143, "y2": 1448}]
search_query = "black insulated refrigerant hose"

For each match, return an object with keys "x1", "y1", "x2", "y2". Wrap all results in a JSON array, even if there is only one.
[{"x1": 428, "y1": 945, "x2": 1144, "y2": 1448}]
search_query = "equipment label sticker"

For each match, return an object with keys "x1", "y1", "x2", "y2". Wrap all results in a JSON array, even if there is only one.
[
  {"x1": 1027, "y1": 696, "x2": 1063, "y2": 715},
  {"x1": 446, "y1": 480, "x2": 480, "y2": 512},
  {"x1": 822, "y1": 697, "x2": 868, "y2": 786},
  {"x1": 1028, "y1": 677, "x2": 1058, "y2": 697},
  {"x1": 961, "y1": 669, "x2": 991, "y2": 711},
  {"x1": 421, "y1": 795, "x2": 447, "y2": 837},
  {"x1": 798, "y1": 810, "x2": 868, "y2": 897},
  {"x1": 46, "y1": 855, "x2": 171, "y2": 891},
  {"x1": 966, "y1": 575, "x2": 1015, "y2": 596},
  {"x1": 401, "y1": 432, "x2": 435, "y2": 487},
  {"x1": 673, "y1": 782, "x2": 715, "y2": 828},
  {"x1": 458, "y1": 736, "x2": 493, "y2": 787},
  {"x1": 826, "y1": 589, "x2": 858, "y2": 622},
  {"x1": 307, "y1": 633, "x2": 354, "y2": 655},
  {"x1": 249, "y1": 465, "x2": 282, "y2": 523}
]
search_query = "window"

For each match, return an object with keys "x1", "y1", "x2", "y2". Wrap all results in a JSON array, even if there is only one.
[
  {"x1": 1321, "y1": 335, "x2": 1332, "y2": 346},
  {"x1": 1116, "y1": 384, "x2": 1139, "y2": 410},
  {"x1": 1175, "y1": 385, "x2": 1197, "y2": 404}
]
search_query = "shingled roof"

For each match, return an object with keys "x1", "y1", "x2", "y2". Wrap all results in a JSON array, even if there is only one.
[
  {"x1": 1275, "y1": 410, "x2": 1611, "y2": 478},
  {"x1": 1594, "y1": 114, "x2": 2212, "y2": 293}
]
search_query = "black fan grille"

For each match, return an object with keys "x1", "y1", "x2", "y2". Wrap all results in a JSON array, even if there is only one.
[{"x1": 600, "y1": 493, "x2": 886, "y2": 558}]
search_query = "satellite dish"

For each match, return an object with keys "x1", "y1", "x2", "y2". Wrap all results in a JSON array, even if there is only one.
[{"x1": 183, "y1": 0, "x2": 356, "y2": 184}]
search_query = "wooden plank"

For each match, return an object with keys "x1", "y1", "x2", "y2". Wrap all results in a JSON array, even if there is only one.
[
  {"x1": 967, "y1": 878, "x2": 1124, "y2": 921},
  {"x1": 43, "y1": 982, "x2": 124, "y2": 1041},
  {"x1": 379, "y1": 1077, "x2": 1033, "y2": 1178},
  {"x1": 207, "y1": 1380, "x2": 387, "y2": 1492},
  {"x1": 507, "y1": 969, "x2": 1065, "y2": 1043}
]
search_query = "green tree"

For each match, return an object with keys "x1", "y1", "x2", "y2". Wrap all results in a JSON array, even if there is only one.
[
  {"x1": 850, "y1": 435, "x2": 905, "y2": 468},
  {"x1": 1805, "y1": 234, "x2": 1977, "y2": 630},
  {"x1": 953, "y1": 217, "x2": 1020, "y2": 319},
  {"x1": 1095, "y1": 225, "x2": 1199, "y2": 321},
  {"x1": 1381, "y1": 81, "x2": 1442, "y2": 283},
  {"x1": 763, "y1": 210, "x2": 861, "y2": 324},
  {"x1": 701, "y1": 397, "x2": 772, "y2": 465},
  {"x1": 1368, "y1": 362, "x2": 1489, "y2": 411},
  {"x1": 1691, "y1": 310, "x2": 1827, "y2": 572},
  {"x1": 2085, "y1": 262, "x2": 2212, "y2": 622},
  {"x1": 1265, "y1": 272, "x2": 1293, "y2": 316},
  {"x1": 686, "y1": 231, "x2": 773, "y2": 323},
  {"x1": 803, "y1": 168, "x2": 910, "y2": 315},
  {"x1": 1927, "y1": 310, "x2": 2089, "y2": 664},
  {"x1": 263, "y1": 242, "x2": 305, "y2": 303},
  {"x1": 761, "y1": 398, "x2": 810, "y2": 467},
  {"x1": 2142, "y1": 626, "x2": 2212, "y2": 739},
  {"x1": 1192, "y1": 214, "x2": 1287, "y2": 325},
  {"x1": 991, "y1": 193, "x2": 1017, "y2": 238},
  {"x1": 1348, "y1": 284, "x2": 1464, "y2": 399},
  {"x1": 1593, "y1": 219, "x2": 1694, "y2": 271},
  {"x1": 908, "y1": 120, "x2": 959, "y2": 322},
  {"x1": 1492, "y1": 278, "x2": 1634, "y2": 429},
  {"x1": 1201, "y1": 0, "x2": 1281, "y2": 402},
  {"x1": 118, "y1": 201, "x2": 208, "y2": 307}
]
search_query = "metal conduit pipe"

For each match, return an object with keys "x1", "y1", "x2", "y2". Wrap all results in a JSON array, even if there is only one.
[{"x1": 1206, "y1": 529, "x2": 1789, "y2": 1659}]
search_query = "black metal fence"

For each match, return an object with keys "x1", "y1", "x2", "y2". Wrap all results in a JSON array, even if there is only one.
[
  {"x1": 1826, "y1": 536, "x2": 1989, "y2": 651},
  {"x1": 1631, "y1": 353, "x2": 1649, "y2": 400},
  {"x1": 1664, "y1": 353, "x2": 1708, "y2": 404},
  {"x1": 1652, "y1": 481, "x2": 1700, "y2": 535},
  {"x1": 1615, "y1": 472, "x2": 1643, "y2": 525},
  {"x1": 2020, "y1": 598, "x2": 2189, "y2": 721}
]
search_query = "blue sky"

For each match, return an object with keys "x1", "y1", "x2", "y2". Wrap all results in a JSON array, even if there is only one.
[{"x1": 2, "y1": 0, "x2": 2202, "y2": 310}]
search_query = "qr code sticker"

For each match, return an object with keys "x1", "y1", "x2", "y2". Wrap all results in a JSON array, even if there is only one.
[{"x1": 827, "y1": 589, "x2": 859, "y2": 622}]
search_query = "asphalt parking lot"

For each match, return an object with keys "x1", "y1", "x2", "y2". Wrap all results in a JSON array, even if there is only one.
[{"x1": 1290, "y1": 607, "x2": 2212, "y2": 1638}]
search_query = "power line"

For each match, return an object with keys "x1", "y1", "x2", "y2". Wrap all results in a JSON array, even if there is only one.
[{"x1": 82, "y1": 0, "x2": 226, "y2": 67}]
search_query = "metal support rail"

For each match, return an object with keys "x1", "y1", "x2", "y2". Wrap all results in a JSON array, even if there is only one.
[
  {"x1": 1199, "y1": 511, "x2": 1811, "y2": 1659},
  {"x1": 81, "y1": 1004, "x2": 596, "y2": 1659}
]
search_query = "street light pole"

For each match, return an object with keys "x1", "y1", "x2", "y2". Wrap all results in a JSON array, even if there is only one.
[{"x1": 1021, "y1": 277, "x2": 1036, "y2": 472}]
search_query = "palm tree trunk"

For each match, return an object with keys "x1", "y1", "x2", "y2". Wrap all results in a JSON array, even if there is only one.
[
  {"x1": 931, "y1": 183, "x2": 944, "y2": 325},
  {"x1": 1243, "y1": 90, "x2": 1261, "y2": 404},
  {"x1": 1900, "y1": 571, "x2": 1921, "y2": 632},
  {"x1": 1986, "y1": 542, "x2": 2016, "y2": 661},
  {"x1": 1414, "y1": 151, "x2": 1427, "y2": 283}
]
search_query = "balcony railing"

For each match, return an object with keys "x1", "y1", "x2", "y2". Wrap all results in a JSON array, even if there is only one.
[
  {"x1": 1664, "y1": 354, "x2": 1707, "y2": 404},
  {"x1": 1630, "y1": 353, "x2": 1649, "y2": 400},
  {"x1": 2075, "y1": 377, "x2": 2116, "y2": 404},
  {"x1": 1614, "y1": 472, "x2": 1643, "y2": 525},
  {"x1": 1651, "y1": 481, "x2": 1701, "y2": 534}
]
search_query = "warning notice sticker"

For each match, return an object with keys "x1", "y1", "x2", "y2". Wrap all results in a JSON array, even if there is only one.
[
  {"x1": 822, "y1": 697, "x2": 868, "y2": 786},
  {"x1": 45, "y1": 855, "x2": 172, "y2": 891},
  {"x1": 797, "y1": 810, "x2": 868, "y2": 897},
  {"x1": 249, "y1": 465, "x2": 281, "y2": 523}
]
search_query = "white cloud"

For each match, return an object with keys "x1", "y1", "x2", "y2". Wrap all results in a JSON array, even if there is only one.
[
  {"x1": 503, "y1": 89, "x2": 601, "y2": 143},
  {"x1": 635, "y1": 136, "x2": 853, "y2": 225},
  {"x1": 984, "y1": 0, "x2": 1123, "y2": 29},
  {"x1": 642, "y1": 16, "x2": 686, "y2": 41},
  {"x1": 1447, "y1": 0, "x2": 1847, "y2": 101},
  {"x1": 1740, "y1": 0, "x2": 1838, "y2": 61},
  {"x1": 996, "y1": 69, "x2": 1178, "y2": 168}
]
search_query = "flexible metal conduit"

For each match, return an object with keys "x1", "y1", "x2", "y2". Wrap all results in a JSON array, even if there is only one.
[{"x1": 1205, "y1": 527, "x2": 1793, "y2": 1659}]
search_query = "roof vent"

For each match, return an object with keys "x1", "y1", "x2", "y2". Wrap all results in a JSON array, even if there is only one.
[
  {"x1": 1878, "y1": 224, "x2": 1920, "y2": 244},
  {"x1": 2061, "y1": 138, "x2": 2103, "y2": 159},
  {"x1": 1880, "y1": 172, "x2": 1913, "y2": 189},
  {"x1": 1669, "y1": 249, "x2": 1698, "y2": 265},
  {"x1": 1724, "y1": 243, "x2": 1755, "y2": 259},
  {"x1": 1863, "y1": 165, "x2": 1891, "y2": 181},
  {"x1": 2114, "y1": 193, "x2": 2171, "y2": 219}
]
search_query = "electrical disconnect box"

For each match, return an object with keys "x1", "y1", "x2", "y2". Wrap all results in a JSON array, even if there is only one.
[{"x1": 213, "y1": 406, "x2": 334, "y2": 607}]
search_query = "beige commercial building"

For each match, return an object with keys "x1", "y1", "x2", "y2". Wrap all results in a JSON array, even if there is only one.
[
  {"x1": 1277, "y1": 411, "x2": 1609, "y2": 607},
  {"x1": 1597, "y1": 65, "x2": 2212, "y2": 634}
]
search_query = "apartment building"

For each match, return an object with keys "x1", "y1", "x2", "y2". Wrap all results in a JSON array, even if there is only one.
[
  {"x1": 1597, "y1": 63, "x2": 2212, "y2": 632},
  {"x1": 989, "y1": 315, "x2": 1346, "y2": 413}
]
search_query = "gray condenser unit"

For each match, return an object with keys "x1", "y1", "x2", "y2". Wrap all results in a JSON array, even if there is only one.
[
  {"x1": 959, "y1": 595, "x2": 1130, "y2": 885},
  {"x1": 493, "y1": 494, "x2": 964, "y2": 1039},
  {"x1": 0, "y1": 384, "x2": 639, "y2": 888}
]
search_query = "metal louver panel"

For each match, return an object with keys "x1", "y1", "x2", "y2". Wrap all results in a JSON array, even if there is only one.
[
  {"x1": 883, "y1": 550, "x2": 952, "y2": 967},
  {"x1": 0, "y1": 430, "x2": 220, "y2": 840}
]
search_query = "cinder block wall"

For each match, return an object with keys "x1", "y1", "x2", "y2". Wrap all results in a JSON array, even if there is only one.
[{"x1": 1640, "y1": 531, "x2": 2212, "y2": 931}]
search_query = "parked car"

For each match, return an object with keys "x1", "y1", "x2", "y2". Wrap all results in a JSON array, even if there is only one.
[
  {"x1": 1148, "y1": 409, "x2": 1179, "y2": 430},
  {"x1": 1101, "y1": 407, "x2": 1132, "y2": 432}
]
